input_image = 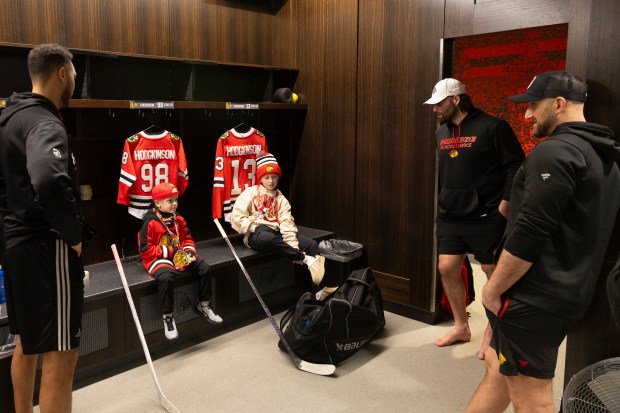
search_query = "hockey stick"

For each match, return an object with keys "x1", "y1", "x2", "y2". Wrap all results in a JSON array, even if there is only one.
[
  {"x1": 213, "y1": 218, "x2": 336, "y2": 376},
  {"x1": 111, "y1": 244, "x2": 181, "y2": 413}
]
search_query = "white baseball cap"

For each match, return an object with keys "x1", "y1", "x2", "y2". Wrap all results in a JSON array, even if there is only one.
[{"x1": 423, "y1": 78, "x2": 466, "y2": 105}]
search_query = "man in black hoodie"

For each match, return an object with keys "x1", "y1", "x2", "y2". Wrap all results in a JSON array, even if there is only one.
[
  {"x1": 0, "y1": 44, "x2": 83, "y2": 413},
  {"x1": 465, "y1": 72, "x2": 620, "y2": 413},
  {"x1": 424, "y1": 79, "x2": 525, "y2": 356}
]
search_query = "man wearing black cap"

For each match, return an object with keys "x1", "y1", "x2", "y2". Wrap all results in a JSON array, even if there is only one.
[{"x1": 465, "y1": 71, "x2": 620, "y2": 412}]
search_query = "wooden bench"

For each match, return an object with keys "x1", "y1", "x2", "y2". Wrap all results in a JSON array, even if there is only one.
[{"x1": 0, "y1": 226, "x2": 332, "y2": 410}]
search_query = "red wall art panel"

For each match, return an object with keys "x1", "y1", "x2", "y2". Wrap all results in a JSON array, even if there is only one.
[{"x1": 451, "y1": 24, "x2": 568, "y2": 154}]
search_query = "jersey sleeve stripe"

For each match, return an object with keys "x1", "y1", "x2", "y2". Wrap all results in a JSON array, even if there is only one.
[
  {"x1": 120, "y1": 170, "x2": 136, "y2": 182},
  {"x1": 149, "y1": 260, "x2": 175, "y2": 274}
]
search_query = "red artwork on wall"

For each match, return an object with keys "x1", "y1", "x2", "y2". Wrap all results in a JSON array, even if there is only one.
[{"x1": 451, "y1": 24, "x2": 568, "y2": 154}]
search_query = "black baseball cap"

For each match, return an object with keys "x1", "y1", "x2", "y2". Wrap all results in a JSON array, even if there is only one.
[{"x1": 509, "y1": 71, "x2": 587, "y2": 103}]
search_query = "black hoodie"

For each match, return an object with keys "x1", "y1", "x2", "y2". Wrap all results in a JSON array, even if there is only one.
[
  {"x1": 0, "y1": 92, "x2": 82, "y2": 247},
  {"x1": 435, "y1": 108, "x2": 525, "y2": 221},
  {"x1": 504, "y1": 121, "x2": 620, "y2": 320}
]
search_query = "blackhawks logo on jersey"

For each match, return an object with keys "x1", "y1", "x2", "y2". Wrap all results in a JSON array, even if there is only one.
[
  {"x1": 219, "y1": 131, "x2": 230, "y2": 139},
  {"x1": 256, "y1": 130, "x2": 265, "y2": 138},
  {"x1": 159, "y1": 233, "x2": 180, "y2": 248},
  {"x1": 127, "y1": 134, "x2": 139, "y2": 143},
  {"x1": 171, "y1": 133, "x2": 180, "y2": 141}
]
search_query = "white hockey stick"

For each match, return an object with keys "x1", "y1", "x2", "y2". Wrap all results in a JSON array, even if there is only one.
[
  {"x1": 213, "y1": 219, "x2": 336, "y2": 376},
  {"x1": 111, "y1": 244, "x2": 181, "y2": 413}
]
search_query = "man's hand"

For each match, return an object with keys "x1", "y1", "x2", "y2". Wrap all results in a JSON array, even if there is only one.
[
  {"x1": 481, "y1": 282, "x2": 502, "y2": 315},
  {"x1": 71, "y1": 242, "x2": 82, "y2": 257},
  {"x1": 481, "y1": 250, "x2": 533, "y2": 315},
  {"x1": 499, "y1": 200, "x2": 510, "y2": 218}
]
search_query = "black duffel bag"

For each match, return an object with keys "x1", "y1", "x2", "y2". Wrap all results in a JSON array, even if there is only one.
[{"x1": 278, "y1": 267, "x2": 385, "y2": 365}]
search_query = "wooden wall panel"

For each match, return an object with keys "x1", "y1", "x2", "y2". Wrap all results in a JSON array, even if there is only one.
[
  {"x1": 472, "y1": 0, "x2": 568, "y2": 35},
  {"x1": 169, "y1": 0, "x2": 292, "y2": 66},
  {"x1": 63, "y1": 0, "x2": 171, "y2": 56},
  {"x1": 356, "y1": 0, "x2": 444, "y2": 310},
  {"x1": 565, "y1": 0, "x2": 592, "y2": 77},
  {"x1": 444, "y1": 0, "x2": 475, "y2": 38},
  {"x1": 287, "y1": 0, "x2": 358, "y2": 240},
  {"x1": 0, "y1": 0, "x2": 66, "y2": 46},
  {"x1": 445, "y1": 0, "x2": 569, "y2": 39}
]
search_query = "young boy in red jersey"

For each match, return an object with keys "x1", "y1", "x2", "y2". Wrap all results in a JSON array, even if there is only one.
[
  {"x1": 139, "y1": 182, "x2": 222, "y2": 340},
  {"x1": 231, "y1": 153, "x2": 336, "y2": 300}
]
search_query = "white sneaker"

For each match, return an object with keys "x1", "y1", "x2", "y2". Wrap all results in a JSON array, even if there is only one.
[
  {"x1": 197, "y1": 304, "x2": 223, "y2": 324},
  {"x1": 307, "y1": 256, "x2": 326, "y2": 285},
  {"x1": 163, "y1": 314, "x2": 178, "y2": 340}
]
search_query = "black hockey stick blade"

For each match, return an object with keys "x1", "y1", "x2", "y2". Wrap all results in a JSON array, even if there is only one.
[{"x1": 213, "y1": 219, "x2": 336, "y2": 376}]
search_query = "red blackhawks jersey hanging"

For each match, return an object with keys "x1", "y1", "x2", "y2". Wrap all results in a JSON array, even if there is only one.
[
  {"x1": 117, "y1": 130, "x2": 189, "y2": 219},
  {"x1": 212, "y1": 127, "x2": 268, "y2": 221}
]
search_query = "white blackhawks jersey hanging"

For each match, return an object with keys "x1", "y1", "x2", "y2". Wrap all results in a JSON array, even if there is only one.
[
  {"x1": 212, "y1": 127, "x2": 268, "y2": 221},
  {"x1": 117, "y1": 130, "x2": 189, "y2": 219}
]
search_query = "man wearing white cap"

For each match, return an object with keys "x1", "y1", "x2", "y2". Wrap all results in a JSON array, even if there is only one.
[{"x1": 424, "y1": 78, "x2": 525, "y2": 357}]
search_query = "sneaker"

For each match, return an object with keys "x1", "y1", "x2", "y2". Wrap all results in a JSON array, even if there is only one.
[
  {"x1": 196, "y1": 304, "x2": 223, "y2": 324},
  {"x1": 163, "y1": 314, "x2": 178, "y2": 340},
  {"x1": 308, "y1": 255, "x2": 325, "y2": 285},
  {"x1": 316, "y1": 286, "x2": 337, "y2": 301}
]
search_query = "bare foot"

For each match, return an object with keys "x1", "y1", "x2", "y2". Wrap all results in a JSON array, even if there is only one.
[
  {"x1": 435, "y1": 326, "x2": 471, "y2": 347},
  {"x1": 477, "y1": 323, "x2": 492, "y2": 360}
]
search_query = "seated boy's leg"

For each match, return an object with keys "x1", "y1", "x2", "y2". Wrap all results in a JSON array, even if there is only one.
[
  {"x1": 193, "y1": 260, "x2": 213, "y2": 303},
  {"x1": 248, "y1": 226, "x2": 304, "y2": 260},
  {"x1": 298, "y1": 235, "x2": 319, "y2": 257},
  {"x1": 298, "y1": 235, "x2": 326, "y2": 286},
  {"x1": 154, "y1": 270, "x2": 176, "y2": 315},
  {"x1": 192, "y1": 260, "x2": 223, "y2": 323}
]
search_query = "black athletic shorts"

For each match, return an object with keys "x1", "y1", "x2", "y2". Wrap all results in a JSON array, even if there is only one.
[
  {"x1": 436, "y1": 212, "x2": 506, "y2": 264},
  {"x1": 4, "y1": 234, "x2": 84, "y2": 354},
  {"x1": 485, "y1": 296, "x2": 574, "y2": 379}
]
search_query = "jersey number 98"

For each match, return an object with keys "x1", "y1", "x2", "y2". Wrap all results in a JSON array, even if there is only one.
[{"x1": 141, "y1": 163, "x2": 169, "y2": 192}]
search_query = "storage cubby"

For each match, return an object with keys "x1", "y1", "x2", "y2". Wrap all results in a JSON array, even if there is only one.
[{"x1": 0, "y1": 43, "x2": 307, "y2": 265}]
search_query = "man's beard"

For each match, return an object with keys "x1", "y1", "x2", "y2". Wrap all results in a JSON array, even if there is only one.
[
  {"x1": 60, "y1": 84, "x2": 73, "y2": 109},
  {"x1": 532, "y1": 107, "x2": 555, "y2": 138},
  {"x1": 438, "y1": 103, "x2": 457, "y2": 125}
]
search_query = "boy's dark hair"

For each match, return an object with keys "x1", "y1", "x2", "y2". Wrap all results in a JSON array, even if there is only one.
[
  {"x1": 27, "y1": 43, "x2": 73, "y2": 81},
  {"x1": 457, "y1": 93, "x2": 476, "y2": 113}
]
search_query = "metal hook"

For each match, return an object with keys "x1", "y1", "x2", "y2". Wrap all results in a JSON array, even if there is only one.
[{"x1": 108, "y1": 108, "x2": 115, "y2": 118}]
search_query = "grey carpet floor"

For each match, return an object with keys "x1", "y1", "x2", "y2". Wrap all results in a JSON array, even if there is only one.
[{"x1": 48, "y1": 263, "x2": 566, "y2": 413}]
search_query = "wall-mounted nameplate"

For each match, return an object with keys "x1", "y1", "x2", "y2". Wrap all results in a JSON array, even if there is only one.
[
  {"x1": 129, "y1": 100, "x2": 175, "y2": 109},
  {"x1": 226, "y1": 102, "x2": 260, "y2": 110}
]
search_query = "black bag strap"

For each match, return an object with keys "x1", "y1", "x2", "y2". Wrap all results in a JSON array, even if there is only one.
[{"x1": 345, "y1": 277, "x2": 371, "y2": 288}]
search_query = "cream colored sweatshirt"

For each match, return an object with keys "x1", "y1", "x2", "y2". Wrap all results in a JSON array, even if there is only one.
[{"x1": 230, "y1": 185, "x2": 299, "y2": 249}]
